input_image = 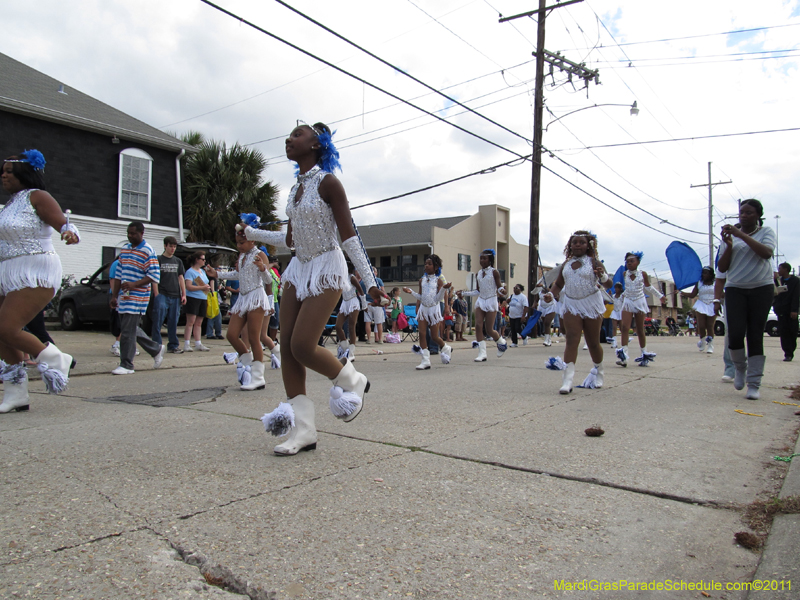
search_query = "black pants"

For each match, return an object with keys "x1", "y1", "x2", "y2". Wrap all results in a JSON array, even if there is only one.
[
  {"x1": 25, "y1": 311, "x2": 54, "y2": 345},
  {"x1": 777, "y1": 312, "x2": 798, "y2": 359},
  {"x1": 724, "y1": 285, "x2": 773, "y2": 356},
  {"x1": 509, "y1": 317, "x2": 524, "y2": 344}
]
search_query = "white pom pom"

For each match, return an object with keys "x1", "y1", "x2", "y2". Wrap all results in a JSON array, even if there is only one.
[
  {"x1": 577, "y1": 367, "x2": 598, "y2": 389},
  {"x1": 329, "y1": 385, "x2": 360, "y2": 418},
  {"x1": 545, "y1": 356, "x2": 567, "y2": 371},
  {"x1": 223, "y1": 352, "x2": 238, "y2": 364},
  {"x1": 235, "y1": 224, "x2": 244, "y2": 231},
  {"x1": 270, "y1": 353, "x2": 281, "y2": 369},
  {"x1": 261, "y1": 402, "x2": 295, "y2": 436},
  {"x1": 37, "y1": 362, "x2": 68, "y2": 394}
]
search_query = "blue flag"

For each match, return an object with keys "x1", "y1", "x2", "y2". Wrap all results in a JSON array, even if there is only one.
[{"x1": 666, "y1": 241, "x2": 703, "y2": 291}]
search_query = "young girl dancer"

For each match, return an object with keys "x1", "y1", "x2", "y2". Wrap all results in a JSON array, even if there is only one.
[
  {"x1": 458, "y1": 249, "x2": 507, "y2": 361},
  {"x1": 543, "y1": 231, "x2": 612, "y2": 394},
  {"x1": 681, "y1": 267, "x2": 717, "y2": 353},
  {"x1": 538, "y1": 287, "x2": 558, "y2": 346},
  {"x1": 335, "y1": 263, "x2": 363, "y2": 363},
  {"x1": 217, "y1": 231, "x2": 273, "y2": 390},
  {"x1": 609, "y1": 282, "x2": 624, "y2": 349},
  {"x1": 403, "y1": 255, "x2": 453, "y2": 369},
  {"x1": 615, "y1": 252, "x2": 665, "y2": 367},
  {"x1": 248, "y1": 122, "x2": 385, "y2": 456}
]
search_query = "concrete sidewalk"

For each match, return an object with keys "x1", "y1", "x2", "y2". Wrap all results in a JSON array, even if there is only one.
[{"x1": 1, "y1": 331, "x2": 798, "y2": 599}]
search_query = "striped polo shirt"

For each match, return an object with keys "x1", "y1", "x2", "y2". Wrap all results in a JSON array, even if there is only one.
[{"x1": 117, "y1": 240, "x2": 160, "y2": 314}]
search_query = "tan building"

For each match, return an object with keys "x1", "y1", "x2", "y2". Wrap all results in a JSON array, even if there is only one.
[{"x1": 354, "y1": 204, "x2": 529, "y2": 302}]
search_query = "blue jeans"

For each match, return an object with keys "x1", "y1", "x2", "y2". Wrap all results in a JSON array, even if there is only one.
[
  {"x1": 206, "y1": 313, "x2": 222, "y2": 337},
  {"x1": 152, "y1": 294, "x2": 181, "y2": 350}
]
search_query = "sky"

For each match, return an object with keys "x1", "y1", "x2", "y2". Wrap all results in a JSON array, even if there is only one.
[{"x1": 4, "y1": 0, "x2": 799, "y2": 281}]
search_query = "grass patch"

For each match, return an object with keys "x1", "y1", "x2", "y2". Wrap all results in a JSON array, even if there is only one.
[{"x1": 739, "y1": 495, "x2": 800, "y2": 550}]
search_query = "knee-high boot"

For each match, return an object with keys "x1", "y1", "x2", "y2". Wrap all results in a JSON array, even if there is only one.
[
  {"x1": 730, "y1": 348, "x2": 747, "y2": 391},
  {"x1": 267, "y1": 395, "x2": 318, "y2": 455},
  {"x1": 329, "y1": 360, "x2": 369, "y2": 422},
  {"x1": 35, "y1": 343, "x2": 73, "y2": 394},
  {"x1": 0, "y1": 362, "x2": 29, "y2": 413},
  {"x1": 745, "y1": 354, "x2": 765, "y2": 400}
]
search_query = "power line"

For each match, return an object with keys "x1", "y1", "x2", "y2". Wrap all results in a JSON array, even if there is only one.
[
  {"x1": 552, "y1": 126, "x2": 800, "y2": 151},
  {"x1": 198, "y1": 0, "x2": 527, "y2": 160}
]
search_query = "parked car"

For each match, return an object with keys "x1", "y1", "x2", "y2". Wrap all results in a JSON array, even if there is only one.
[
  {"x1": 58, "y1": 242, "x2": 237, "y2": 331},
  {"x1": 713, "y1": 309, "x2": 780, "y2": 338}
]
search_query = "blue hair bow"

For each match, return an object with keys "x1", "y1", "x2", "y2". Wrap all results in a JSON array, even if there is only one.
[
  {"x1": 21, "y1": 149, "x2": 46, "y2": 171},
  {"x1": 240, "y1": 213, "x2": 261, "y2": 229}
]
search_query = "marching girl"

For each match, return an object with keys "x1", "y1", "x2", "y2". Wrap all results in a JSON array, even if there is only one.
[
  {"x1": 247, "y1": 122, "x2": 385, "y2": 456},
  {"x1": 615, "y1": 252, "x2": 665, "y2": 367},
  {"x1": 458, "y1": 249, "x2": 507, "y2": 361},
  {"x1": 609, "y1": 282, "x2": 624, "y2": 349},
  {"x1": 681, "y1": 266, "x2": 717, "y2": 353},
  {"x1": 216, "y1": 231, "x2": 273, "y2": 391},
  {"x1": 543, "y1": 231, "x2": 613, "y2": 394},
  {"x1": 335, "y1": 263, "x2": 363, "y2": 363},
  {"x1": 538, "y1": 284, "x2": 558, "y2": 347},
  {"x1": 403, "y1": 254, "x2": 453, "y2": 369}
]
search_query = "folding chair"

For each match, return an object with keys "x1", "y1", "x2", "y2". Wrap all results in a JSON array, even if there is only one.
[
  {"x1": 319, "y1": 313, "x2": 338, "y2": 346},
  {"x1": 401, "y1": 305, "x2": 419, "y2": 343}
]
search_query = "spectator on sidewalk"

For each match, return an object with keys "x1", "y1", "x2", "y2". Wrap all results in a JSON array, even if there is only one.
[
  {"x1": 110, "y1": 221, "x2": 164, "y2": 374},
  {"x1": 183, "y1": 251, "x2": 211, "y2": 352},
  {"x1": 773, "y1": 262, "x2": 799, "y2": 362},
  {"x1": 152, "y1": 236, "x2": 186, "y2": 354}
]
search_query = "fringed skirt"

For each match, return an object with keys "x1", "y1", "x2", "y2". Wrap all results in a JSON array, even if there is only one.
[
  {"x1": 610, "y1": 309, "x2": 622, "y2": 321},
  {"x1": 693, "y1": 299, "x2": 716, "y2": 317},
  {"x1": 558, "y1": 290, "x2": 605, "y2": 319},
  {"x1": 339, "y1": 296, "x2": 361, "y2": 316},
  {"x1": 282, "y1": 249, "x2": 349, "y2": 302},
  {"x1": 622, "y1": 296, "x2": 650, "y2": 315},
  {"x1": 0, "y1": 253, "x2": 62, "y2": 297},
  {"x1": 417, "y1": 303, "x2": 443, "y2": 326},
  {"x1": 475, "y1": 296, "x2": 499, "y2": 313},
  {"x1": 230, "y1": 286, "x2": 270, "y2": 317}
]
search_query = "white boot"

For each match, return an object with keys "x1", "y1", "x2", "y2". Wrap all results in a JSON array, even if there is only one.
[
  {"x1": 616, "y1": 346, "x2": 628, "y2": 367},
  {"x1": 610, "y1": 337, "x2": 617, "y2": 349},
  {"x1": 543, "y1": 334, "x2": 551, "y2": 347},
  {"x1": 329, "y1": 360, "x2": 369, "y2": 422},
  {"x1": 270, "y1": 395, "x2": 318, "y2": 455},
  {"x1": 697, "y1": 338, "x2": 706, "y2": 352},
  {"x1": 416, "y1": 349, "x2": 431, "y2": 370},
  {"x1": 35, "y1": 343, "x2": 73, "y2": 394},
  {"x1": 236, "y1": 352, "x2": 253, "y2": 385},
  {"x1": 241, "y1": 361, "x2": 266, "y2": 391},
  {"x1": 474, "y1": 340, "x2": 487, "y2": 362},
  {"x1": 594, "y1": 362, "x2": 604, "y2": 388},
  {"x1": 0, "y1": 363, "x2": 30, "y2": 413},
  {"x1": 559, "y1": 362, "x2": 575, "y2": 394},
  {"x1": 496, "y1": 336, "x2": 508, "y2": 358},
  {"x1": 269, "y1": 346, "x2": 282, "y2": 369},
  {"x1": 337, "y1": 340, "x2": 350, "y2": 360},
  {"x1": 440, "y1": 344, "x2": 452, "y2": 364},
  {"x1": 705, "y1": 336, "x2": 714, "y2": 354}
]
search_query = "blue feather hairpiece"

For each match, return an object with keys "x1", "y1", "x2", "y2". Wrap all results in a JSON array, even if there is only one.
[
  {"x1": 481, "y1": 248, "x2": 496, "y2": 256},
  {"x1": 240, "y1": 213, "x2": 261, "y2": 228},
  {"x1": 315, "y1": 128, "x2": 341, "y2": 174},
  {"x1": 626, "y1": 251, "x2": 644, "y2": 261},
  {"x1": 7, "y1": 149, "x2": 47, "y2": 171}
]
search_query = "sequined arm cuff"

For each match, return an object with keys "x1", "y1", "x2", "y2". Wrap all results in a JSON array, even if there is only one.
[
  {"x1": 409, "y1": 290, "x2": 422, "y2": 301},
  {"x1": 60, "y1": 223, "x2": 80, "y2": 242},
  {"x1": 216, "y1": 270, "x2": 239, "y2": 280},
  {"x1": 341, "y1": 236, "x2": 377, "y2": 291},
  {"x1": 461, "y1": 289, "x2": 479, "y2": 297},
  {"x1": 244, "y1": 226, "x2": 287, "y2": 248},
  {"x1": 435, "y1": 286, "x2": 447, "y2": 303},
  {"x1": 645, "y1": 286, "x2": 664, "y2": 299}
]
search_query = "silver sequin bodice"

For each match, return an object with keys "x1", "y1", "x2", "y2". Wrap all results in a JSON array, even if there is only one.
[
  {"x1": 420, "y1": 273, "x2": 441, "y2": 306},
  {"x1": 624, "y1": 269, "x2": 645, "y2": 301},
  {"x1": 563, "y1": 256, "x2": 598, "y2": 300},
  {"x1": 0, "y1": 189, "x2": 55, "y2": 262},
  {"x1": 477, "y1": 267, "x2": 498, "y2": 299},
  {"x1": 342, "y1": 279, "x2": 357, "y2": 301},
  {"x1": 697, "y1": 283, "x2": 714, "y2": 304},
  {"x1": 286, "y1": 167, "x2": 340, "y2": 263},
  {"x1": 219, "y1": 247, "x2": 268, "y2": 295}
]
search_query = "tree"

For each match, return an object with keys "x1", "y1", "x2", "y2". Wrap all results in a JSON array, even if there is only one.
[{"x1": 181, "y1": 135, "x2": 279, "y2": 249}]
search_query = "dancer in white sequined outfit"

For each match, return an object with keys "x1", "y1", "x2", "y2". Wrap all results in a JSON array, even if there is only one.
[
  {"x1": 681, "y1": 267, "x2": 717, "y2": 353},
  {"x1": 537, "y1": 289, "x2": 558, "y2": 347},
  {"x1": 335, "y1": 264, "x2": 364, "y2": 363},
  {"x1": 616, "y1": 252, "x2": 665, "y2": 368},
  {"x1": 216, "y1": 232, "x2": 273, "y2": 390},
  {"x1": 1, "y1": 150, "x2": 80, "y2": 413},
  {"x1": 403, "y1": 255, "x2": 453, "y2": 369},
  {"x1": 609, "y1": 282, "x2": 624, "y2": 349},
  {"x1": 248, "y1": 122, "x2": 386, "y2": 456},
  {"x1": 458, "y1": 249, "x2": 507, "y2": 361},
  {"x1": 544, "y1": 231, "x2": 612, "y2": 394}
]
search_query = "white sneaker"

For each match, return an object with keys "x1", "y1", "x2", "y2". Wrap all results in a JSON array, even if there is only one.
[
  {"x1": 721, "y1": 374, "x2": 734, "y2": 383},
  {"x1": 153, "y1": 345, "x2": 165, "y2": 369},
  {"x1": 509, "y1": 343, "x2": 518, "y2": 348},
  {"x1": 110, "y1": 345, "x2": 120, "y2": 357},
  {"x1": 111, "y1": 366, "x2": 135, "y2": 375},
  {"x1": 523, "y1": 338, "x2": 528, "y2": 346},
  {"x1": 195, "y1": 343, "x2": 210, "y2": 352},
  {"x1": 184, "y1": 343, "x2": 193, "y2": 352},
  {"x1": 583, "y1": 343, "x2": 589, "y2": 350}
]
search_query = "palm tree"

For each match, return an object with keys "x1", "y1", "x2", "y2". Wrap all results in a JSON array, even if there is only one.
[{"x1": 181, "y1": 136, "x2": 279, "y2": 249}]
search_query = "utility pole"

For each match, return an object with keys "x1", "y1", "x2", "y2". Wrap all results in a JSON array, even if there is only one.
[
  {"x1": 690, "y1": 162, "x2": 731, "y2": 266},
  {"x1": 500, "y1": 0, "x2": 595, "y2": 299}
]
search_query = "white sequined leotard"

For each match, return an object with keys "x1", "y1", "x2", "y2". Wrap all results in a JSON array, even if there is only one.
[
  {"x1": 218, "y1": 247, "x2": 272, "y2": 316},
  {"x1": 692, "y1": 282, "x2": 716, "y2": 317},
  {"x1": 0, "y1": 188, "x2": 62, "y2": 296},
  {"x1": 464, "y1": 266, "x2": 500, "y2": 313},
  {"x1": 413, "y1": 273, "x2": 446, "y2": 325},
  {"x1": 558, "y1": 256, "x2": 605, "y2": 319},
  {"x1": 280, "y1": 167, "x2": 348, "y2": 301},
  {"x1": 621, "y1": 269, "x2": 651, "y2": 314}
]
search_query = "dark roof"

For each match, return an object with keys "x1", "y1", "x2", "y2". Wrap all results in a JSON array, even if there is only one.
[
  {"x1": 356, "y1": 215, "x2": 471, "y2": 248},
  {"x1": 0, "y1": 52, "x2": 195, "y2": 152}
]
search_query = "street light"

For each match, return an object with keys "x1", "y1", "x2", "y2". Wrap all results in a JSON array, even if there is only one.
[{"x1": 545, "y1": 101, "x2": 639, "y2": 131}]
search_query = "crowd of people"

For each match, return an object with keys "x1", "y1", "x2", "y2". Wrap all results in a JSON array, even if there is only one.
[{"x1": 1, "y1": 139, "x2": 795, "y2": 458}]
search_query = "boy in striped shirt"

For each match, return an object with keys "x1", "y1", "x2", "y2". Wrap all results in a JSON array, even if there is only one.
[{"x1": 109, "y1": 222, "x2": 164, "y2": 374}]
